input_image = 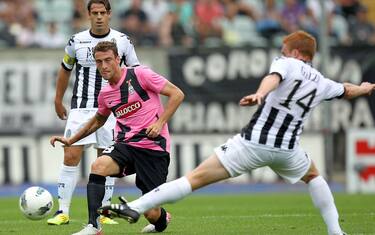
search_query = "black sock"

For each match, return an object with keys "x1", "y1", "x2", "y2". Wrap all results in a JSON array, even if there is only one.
[
  {"x1": 87, "y1": 173, "x2": 106, "y2": 228},
  {"x1": 154, "y1": 207, "x2": 168, "y2": 232}
]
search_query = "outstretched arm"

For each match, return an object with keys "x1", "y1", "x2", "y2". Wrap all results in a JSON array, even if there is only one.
[
  {"x1": 54, "y1": 67, "x2": 72, "y2": 120},
  {"x1": 343, "y1": 82, "x2": 375, "y2": 99},
  {"x1": 50, "y1": 113, "x2": 108, "y2": 147},
  {"x1": 239, "y1": 73, "x2": 281, "y2": 106},
  {"x1": 146, "y1": 81, "x2": 184, "y2": 138}
]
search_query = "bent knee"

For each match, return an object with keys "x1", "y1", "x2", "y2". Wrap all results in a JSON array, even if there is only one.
[
  {"x1": 91, "y1": 156, "x2": 119, "y2": 176},
  {"x1": 91, "y1": 159, "x2": 109, "y2": 175}
]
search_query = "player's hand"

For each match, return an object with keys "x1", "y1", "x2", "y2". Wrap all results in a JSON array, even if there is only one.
[
  {"x1": 50, "y1": 136, "x2": 71, "y2": 147},
  {"x1": 55, "y1": 101, "x2": 67, "y2": 120},
  {"x1": 146, "y1": 121, "x2": 163, "y2": 138},
  {"x1": 360, "y1": 82, "x2": 375, "y2": 95},
  {"x1": 239, "y1": 93, "x2": 264, "y2": 106}
]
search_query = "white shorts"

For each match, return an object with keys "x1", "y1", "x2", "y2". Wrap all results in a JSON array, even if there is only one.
[
  {"x1": 214, "y1": 134, "x2": 311, "y2": 184},
  {"x1": 64, "y1": 109, "x2": 115, "y2": 149}
]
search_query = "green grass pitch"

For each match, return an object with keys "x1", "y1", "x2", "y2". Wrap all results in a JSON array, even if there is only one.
[{"x1": 1, "y1": 193, "x2": 374, "y2": 234}]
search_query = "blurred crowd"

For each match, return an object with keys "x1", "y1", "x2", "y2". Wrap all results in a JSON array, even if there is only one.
[{"x1": 0, "y1": 0, "x2": 375, "y2": 48}]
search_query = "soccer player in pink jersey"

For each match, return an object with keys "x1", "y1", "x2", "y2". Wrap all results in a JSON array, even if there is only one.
[
  {"x1": 50, "y1": 41, "x2": 184, "y2": 235},
  {"x1": 49, "y1": 0, "x2": 140, "y2": 227}
]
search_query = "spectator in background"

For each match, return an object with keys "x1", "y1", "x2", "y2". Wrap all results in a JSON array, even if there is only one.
[
  {"x1": 194, "y1": 0, "x2": 224, "y2": 45},
  {"x1": 72, "y1": 0, "x2": 88, "y2": 33},
  {"x1": 15, "y1": 15, "x2": 38, "y2": 47},
  {"x1": 219, "y1": 0, "x2": 264, "y2": 46},
  {"x1": 279, "y1": 0, "x2": 309, "y2": 34},
  {"x1": 335, "y1": 0, "x2": 362, "y2": 21},
  {"x1": 159, "y1": 0, "x2": 194, "y2": 47},
  {"x1": 36, "y1": 22, "x2": 66, "y2": 48},
  {"x1": 255, "y1": 0, "x2": 283, "y2": 40},
  {"x1": 349, "y1": 5, "x2": 375, "y2": 45},
  {"x1": 306, "y1": 0, "x2": 350, "y2": 45},
  {"x1": 0, "y1": 0, "x2": 16, "y2": 46},
  {"x1": 3, "y1": 0, "x2": 39, "y2": 47},
  {"x1": 119, "y1": 0, "x2": 154, "y2": 45},
  {"x1": 225, "y1": 0, "x2": 259, "y2": 20},
  {"x1": 143, "y1": 0, "x2": 169, "y2": 39}
]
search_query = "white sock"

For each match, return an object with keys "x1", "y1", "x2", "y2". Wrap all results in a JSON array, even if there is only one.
[
  {"x1": 57, "y1": 164, "x2": 79, "y2": 215},
  {"x1": 128, "y1": 176, "x2": 192, "y2": 214},
  {"x1": 308, "y1": 176, "x2": 342, "y2": 235},
  {"x1": 102, "y1": 176, "x2": 115, "y2": 207}
]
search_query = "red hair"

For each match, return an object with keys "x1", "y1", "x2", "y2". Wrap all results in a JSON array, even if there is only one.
[{"x1": 283, "y1": 31, "x2": 317, "y2": 60}]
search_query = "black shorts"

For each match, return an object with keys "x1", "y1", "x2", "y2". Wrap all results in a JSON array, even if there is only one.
[{"x1": 106, "y1": 143, "x2": 170, "y2": 194}]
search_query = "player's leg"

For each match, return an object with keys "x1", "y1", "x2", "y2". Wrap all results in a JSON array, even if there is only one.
[
  {"x1": 95, "y1": 148, "x2": 118, "y2": 225},
  {"x1": 47, "y1": 145, "x2": 83, "y2": 225},
  {"x1": 130, "y1": 148, "x2": 172, "y2": 233},
  {"x1": 72, "y1": 155, "x2": 120, "y2": 235},
  {"x1": 270, "y1": 146, "x2": 344, "y2": 235},
  {"x1": 141, "y1": 207, "x2": 171, "y2": 233},
  {"x1": 99, "y1": 153, "x2": 230, "y2": 222},
  {"x1": 98, "y1": 134, "x2": 256, "y2": 222},
  {"x1": 95, "y1": 115, "x2": 118, "y2": 225},
  {"x1": 302, "y1": 161, "x2": 344, "y2": 235}
]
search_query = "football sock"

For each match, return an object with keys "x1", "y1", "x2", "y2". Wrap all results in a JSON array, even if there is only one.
[
  {"x1": 128, "y1": 176, "x2": 192, "y2": 214},
  {"x1": 102, "y1": 176, "x2": 115, "y2": 207},
  {"x1": 57, "y1": 164, "x2": 79, "y2": 215},
  {"x1": 153, "y1": 207, "x2": 168, "y2": 232},
  {"x1": 308, "y1": 176, "x2": 342, "y2": 235},
  {"x1": 87, "y1": 174, "x2": 106, "y2": 228}
]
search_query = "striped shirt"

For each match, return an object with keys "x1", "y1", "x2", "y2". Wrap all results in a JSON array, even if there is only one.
[
  {"x1": 241, "y1": 56, "x2": 345, "y2": 150},
  {"x1": 62, "y1": 29, "x2": 139, "y2": 109}
]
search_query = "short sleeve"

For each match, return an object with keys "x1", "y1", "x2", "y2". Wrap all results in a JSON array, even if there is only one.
[
  {"x1": 121, "y1": 35, "x2": 140, "y2": 67},
  {"x1": 321, "y1": 78, "x2": 345, "y2": 100},
  {"x1": 269, "y1": 57, "x2": 289, "y2": 81},
  {"x1": 97, "y1": 92, "x2": 111, "y2": 117},
  {"x1": 136, "y1": 66, "x2": 167, "y2": 93},
  {"x1": 62, "y1": 35, "x2": 76, "y2": 71}
]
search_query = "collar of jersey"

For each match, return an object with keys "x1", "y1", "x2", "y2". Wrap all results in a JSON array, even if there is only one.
[{"x1": 89, "y1": 29, "x2": 111, "y2": 38}]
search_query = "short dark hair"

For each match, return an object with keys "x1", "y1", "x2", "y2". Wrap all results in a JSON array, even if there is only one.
[
  {"x1": 87, "y1": 0, "x2": 111, "y2": 12},
  {"x1": 93, "y1": 41, "x2": 118, "y2": 58}
]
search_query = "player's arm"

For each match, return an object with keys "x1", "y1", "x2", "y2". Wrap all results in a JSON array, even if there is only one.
[
  {"x1": 146, "y1": 81, "x2": 184, "y2": 138},
  {"x1": 54, "y1": 67, "x2": 72, "y2": 120},
  {"x1": 50, "y1": 113, "x2": 108, "y2": 147},
  {"x1": 343, "y1": 82, "x2": 375, "y2": 99},
  {"x1": 55, "y1": 35, "x2": 76, "y2": 120},
  {"x1": 239, "y1": 73, "x2": 281, "y2": 106}
]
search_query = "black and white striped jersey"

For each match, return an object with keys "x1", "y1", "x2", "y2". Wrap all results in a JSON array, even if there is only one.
[
  {"x1": 62, "y1": 29, "x2": 139, "y2": 109},
  {"x1": 241, "y1": 56, "x2": 345, "y2": 150}
]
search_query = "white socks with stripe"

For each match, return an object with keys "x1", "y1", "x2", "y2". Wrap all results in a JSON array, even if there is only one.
[
  {"x1": 58, "y1": 164, "x2": 79, "y2": 215},
  {"x1": 102, "y1": 176, "x2": 115, "y2": 206},
  {"x1": 308, "y1": 176, "x2": 342, "y2": 235},
  {"x1": 128, "y1": 176, "x2": 192, "y2": 214}
]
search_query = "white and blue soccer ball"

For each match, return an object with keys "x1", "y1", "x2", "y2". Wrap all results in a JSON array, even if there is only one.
[{"x1": 19, "y1": 186, "x2": 54, "y2": 220}]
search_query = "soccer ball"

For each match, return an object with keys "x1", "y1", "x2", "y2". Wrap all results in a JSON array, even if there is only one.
[{"x1": 19, "y1": 186, "x2": 54, "y2": 220}]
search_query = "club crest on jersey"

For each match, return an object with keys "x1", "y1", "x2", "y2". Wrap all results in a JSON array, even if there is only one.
[
  {"x1": 115, "y1": 101, "x2": 142, "y2": 118},
  {"x1": 111, "y1": 38, "x2": 117, "y2": 44},
  {"x1": 127, "y1": 79, "x2": 135, "y2": 94}
]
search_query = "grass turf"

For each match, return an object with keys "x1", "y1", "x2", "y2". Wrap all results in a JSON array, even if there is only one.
[{"x1": 0, "y1": 193, "x2": 374, "y2": 235}]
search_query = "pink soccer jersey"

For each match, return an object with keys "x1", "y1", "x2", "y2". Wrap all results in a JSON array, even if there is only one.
[{"x1": 97, "y1": 66, "x2": 170, "y2": 152}]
